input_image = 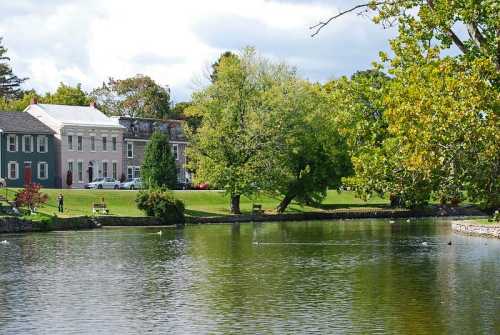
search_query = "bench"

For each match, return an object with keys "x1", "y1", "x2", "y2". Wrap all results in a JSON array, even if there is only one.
[
  {"x1": 252, "y1": 203, "x2": 264, "y2": 215},
  {"x1": 92, "y1": 203, "x2": 109, "y2": 215}
]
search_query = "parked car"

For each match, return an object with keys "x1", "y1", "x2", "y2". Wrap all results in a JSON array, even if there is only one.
[
  {"x1": 120, "y1": 178, "x2": 143, "y2": 190},
  {"x1": 0, "y1": 178, "x2": 6, "y2": 187},
  {"x1": 86, "y1": 177, "x2": 120, "y2": 189},
  {"x1": 194, "y1": 182, "x2": 209, "y2": 190}
]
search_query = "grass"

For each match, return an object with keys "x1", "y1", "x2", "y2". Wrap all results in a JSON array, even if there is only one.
[
  {"x1": 2, "y1": 188, "x2": 389, "y2": 218},
  {"x1": 472, "y1": 218, "x2": 499, "y2": 225}
]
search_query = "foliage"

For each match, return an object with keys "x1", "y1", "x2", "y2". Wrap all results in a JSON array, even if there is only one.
[
  {"x1": 90, "y1": 74, "x2": 171, "y2": 119},
  {"x1": 315, "y1": 1, "x2": 499, "y2": 209},
  {"x1": 385, "y1": 57, "x2": 499, "y2": 208},
  {"x1": 43, "y1": 82, "x2": 91, "y2": 106},
  {"x1": 187, "y1": 48, "x2": 296, "y2": 213},
  {"x1": 15, "y1": 183, "x2": 49, "y2": 211},
  {"x1": 0, "y1": 37, "x2": 27, "y2": 100},
  {"x1": 0, "y1": 82, "x2": 90, "y2": 111},
  {"x1": 142, "y1": 131, "x2": 177, "y2": 189},
  {"x1": 210, "y1": 51, "x2": 238, "y2": 83},
  {"x1": 136, "y1": 188, "x2": 185, "y2": 224},
  {"x1": 0, "y1": 90, "x2": 39, "y2": 111},
  {"x1": 264, "y1": 81, "x2": 352, "y2": 212}
]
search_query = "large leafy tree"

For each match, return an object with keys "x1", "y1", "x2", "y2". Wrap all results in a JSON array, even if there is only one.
[
  {"x1": 187, "y1": 48, "x2": 294, "y2": 214},
  {"x1": 314, "y1": 0, "x2": 499, "y2": 208},
  {"x1": 141, "y1": 131, "x2": 178, "y2": 189},
  {"x1": 91, "y1": 74, "x2": 172, "y2": 119},
  {"x1": 0, "y1": 37, "x2": 27, "y2": 100},
  {"x1": 265, "y1": 81, "x2": 352, "y2": 212}
]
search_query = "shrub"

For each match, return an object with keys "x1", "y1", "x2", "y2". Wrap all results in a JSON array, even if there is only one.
[
  {"x1": 136, "y1": 188, "x2": 185, "y2": 224},
  {"x1": 15, "y1": 183, "x2": 48, "y2": 212}
]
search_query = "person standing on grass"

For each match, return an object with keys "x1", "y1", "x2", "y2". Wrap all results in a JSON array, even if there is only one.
[{"x1": 57, "y1": 194, "x2": 64, "y2": 213}]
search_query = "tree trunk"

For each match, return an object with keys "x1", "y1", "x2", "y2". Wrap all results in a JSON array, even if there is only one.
[
  {"x1": 230, "y1": 194, "x2": 241, "y2": 214},
  {"x1": 276, "y1": 193, "x2": 295, "y2": 213}
]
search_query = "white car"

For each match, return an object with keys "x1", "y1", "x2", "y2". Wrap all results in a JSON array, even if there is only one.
[
  {"x1": 0, "y1": 177, "x2": 6, "y2": 187},
  {"x1": 120, "y1": 178, "x2": 143, "y2": 190},
  {"x1": 87, "y1": 177, "x2": 120, "y2": 189}
]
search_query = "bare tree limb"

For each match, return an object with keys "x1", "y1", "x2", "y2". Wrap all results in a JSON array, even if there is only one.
[{"x1": 310, "y1": 2, "x2": 388, "y2": 37}]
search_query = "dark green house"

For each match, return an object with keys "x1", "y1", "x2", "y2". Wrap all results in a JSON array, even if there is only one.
[{"x1": 0, "y1": 112, "x2": 56, "y2": 188}]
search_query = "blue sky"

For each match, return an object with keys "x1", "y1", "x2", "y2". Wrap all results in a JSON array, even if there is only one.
[{"x1": 0, "y1": 0, "x2": 396, "y2": 102}]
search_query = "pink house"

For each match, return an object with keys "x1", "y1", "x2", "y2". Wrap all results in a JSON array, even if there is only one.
[{"x1": 25, "y1": 101, "x2": 125, "y2": 188}]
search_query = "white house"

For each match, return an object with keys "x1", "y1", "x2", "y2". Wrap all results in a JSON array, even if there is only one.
[{"x1": 25, "y1": 100, "x2": 125, "y2": 188}]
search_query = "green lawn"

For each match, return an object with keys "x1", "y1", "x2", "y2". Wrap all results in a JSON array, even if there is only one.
[{"x1": 3, "y1": 188, "x2": 389, "y2": 218}]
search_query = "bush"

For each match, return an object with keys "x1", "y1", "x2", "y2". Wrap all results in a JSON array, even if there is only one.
[{"x1": 136, "y1": 188, "x2": 185, "y2": 225}]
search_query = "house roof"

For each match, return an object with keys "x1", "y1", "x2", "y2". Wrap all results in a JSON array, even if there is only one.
[
  {"x1": 0, "y1": 111, "x2": 55, "y2": 134},
  {"x1": 31, "y1": 104, "x2": 122, "y2": 128}
]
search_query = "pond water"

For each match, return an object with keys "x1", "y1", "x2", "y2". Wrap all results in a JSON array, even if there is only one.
[{"x1": 0, "y1": 219, "x2": 499, "y2": 334}]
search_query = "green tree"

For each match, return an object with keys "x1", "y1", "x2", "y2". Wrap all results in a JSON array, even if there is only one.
[
  {"x1": 265, "y1": 81, "x2": 352, "y2": 212},
  {"x1": 43, "y1": 82, "x2": 91, "y2": 106},
  {"x1": 187, "y1": 48, "x2": 295, "y2": 214},
  {"x1": 314, "y1": 1, "x2": 499, "y2": 208},
  {"x1": 141, "y1": 131, "x2": 177, "y2": 189},
  {"x1": 91, "y1": 74, "x2": 171, "y2": 119},
  {"x1": 0, "y1": 37, "x2": 27, "y2": 100},
  {"x1": 0, "y1": 90, "x2": 39, "y2": 111},
  {"x1": 210, "y1": 51, "x2": 238, "y2": 83}
]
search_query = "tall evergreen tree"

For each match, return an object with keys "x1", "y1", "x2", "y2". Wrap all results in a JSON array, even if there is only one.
[
  {"x1": 141, "y1": 131, "x2": 178, "y2": 189},
  {"x1": 0, "y1": 37, "x2": 27, "y2": 99}
]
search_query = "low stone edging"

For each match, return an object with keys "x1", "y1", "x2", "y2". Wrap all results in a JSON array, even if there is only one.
[
  {"x1": 452, "y1": 221, "x2": 500, "y2": 238},
  {"x1": 0, "y1": 216, "x2": 100, "y2": 234},
  {"x1": 0, "y1": 205, "x2": 488, "y2": 233}
]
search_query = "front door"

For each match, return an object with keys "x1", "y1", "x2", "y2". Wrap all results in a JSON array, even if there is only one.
[{"x1": 88, "y1": 162, "x2": 94, "y2": 182}]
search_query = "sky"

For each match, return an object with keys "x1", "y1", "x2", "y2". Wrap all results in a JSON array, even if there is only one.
[{"x1": 0, "y1": 0, "x2": 396, "y2": 102}]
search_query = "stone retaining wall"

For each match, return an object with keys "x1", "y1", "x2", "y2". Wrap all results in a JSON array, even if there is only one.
[
  {"x1": 0, "y1": 217, "x2": 33, "y2": 233},
  {"x1": 452, "y1": 221, "x2": 500, "y2": 238}
]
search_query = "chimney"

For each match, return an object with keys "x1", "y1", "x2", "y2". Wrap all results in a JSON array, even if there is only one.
[
  {"x1": 30, "y1": 97, "x2": 38, "y2": 105},
  {"x1": 90, "y1": 101, "x2": 97, "y2": 108}
]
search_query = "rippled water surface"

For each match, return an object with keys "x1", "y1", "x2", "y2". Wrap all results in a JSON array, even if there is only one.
[{"x1": 1, "y1": 219, "x2": 499, "y2": 334}]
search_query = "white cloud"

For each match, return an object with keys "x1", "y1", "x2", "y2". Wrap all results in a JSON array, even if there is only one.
[{"x1": 0, "y1": 0, "x2": 393, "y2": 101}]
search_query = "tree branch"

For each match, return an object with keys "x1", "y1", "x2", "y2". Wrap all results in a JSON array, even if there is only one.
[{"x1": 310, "y1": 1, "x2": 389, "y2": 37}]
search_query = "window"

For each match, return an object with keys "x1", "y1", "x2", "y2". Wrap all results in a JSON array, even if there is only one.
[
  {"x1": 68, "y1": 161, "x2": 74, "y2": 174},
  {"x1": 8, "y1": 162, "x2": 19, "y2": 179},
  {"x1": 68, "y1": 135, "x2": 74, "y2": 150},
  {"x1": 37, "y1": 162, "x2": 48, "y2": 180},
  {"x1": 127, "y1": 166, "x2": 134, "y2": 180},
  {"x1": 102, "y1": 136, "x2": 107, "y2": 151},
  {"x1": 134, "y1": 167, "x2": 141, "y2": 178},
  {"x1": 102, "y1": 161, "x2": 108, "y2": 178},
  {"x1": 22, "y1": 135, "x2": 33, "y2": 153},
  {"x1": 112, "y1": 137, "x2": 117, "y2": 151},
  {"x1": 7, "y1": 135, "x2": 17, "y2": 152},
  {"x1": 90, "y1": 135, "x2": 96, "y2": 151},
  {"x1": 77, "y1": 135, "x2": 83, "y2": 151},
  {"x1": 77, "y1": 161, "x2": 83, "y2": 182},
  {"x1": 112, "y1": 161, "x2": 117, "y2": 180},
  {"x1": 37, "y1": 136, "x2": 48, "y2": 153},
  {"x1": 127, "y1": 142, "x2": 134, "y2": 158},
  {"x1": 172, "y1": 144, "x2": 179, "y2": 161}
]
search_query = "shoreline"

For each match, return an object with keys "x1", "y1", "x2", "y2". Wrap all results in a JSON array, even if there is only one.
[
  {"x1": 0, "y1": 205, "x2": 488, "y2": 234},
  {"x1": 452, "y1": 220, "x2": 500, "y2": 239}
]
